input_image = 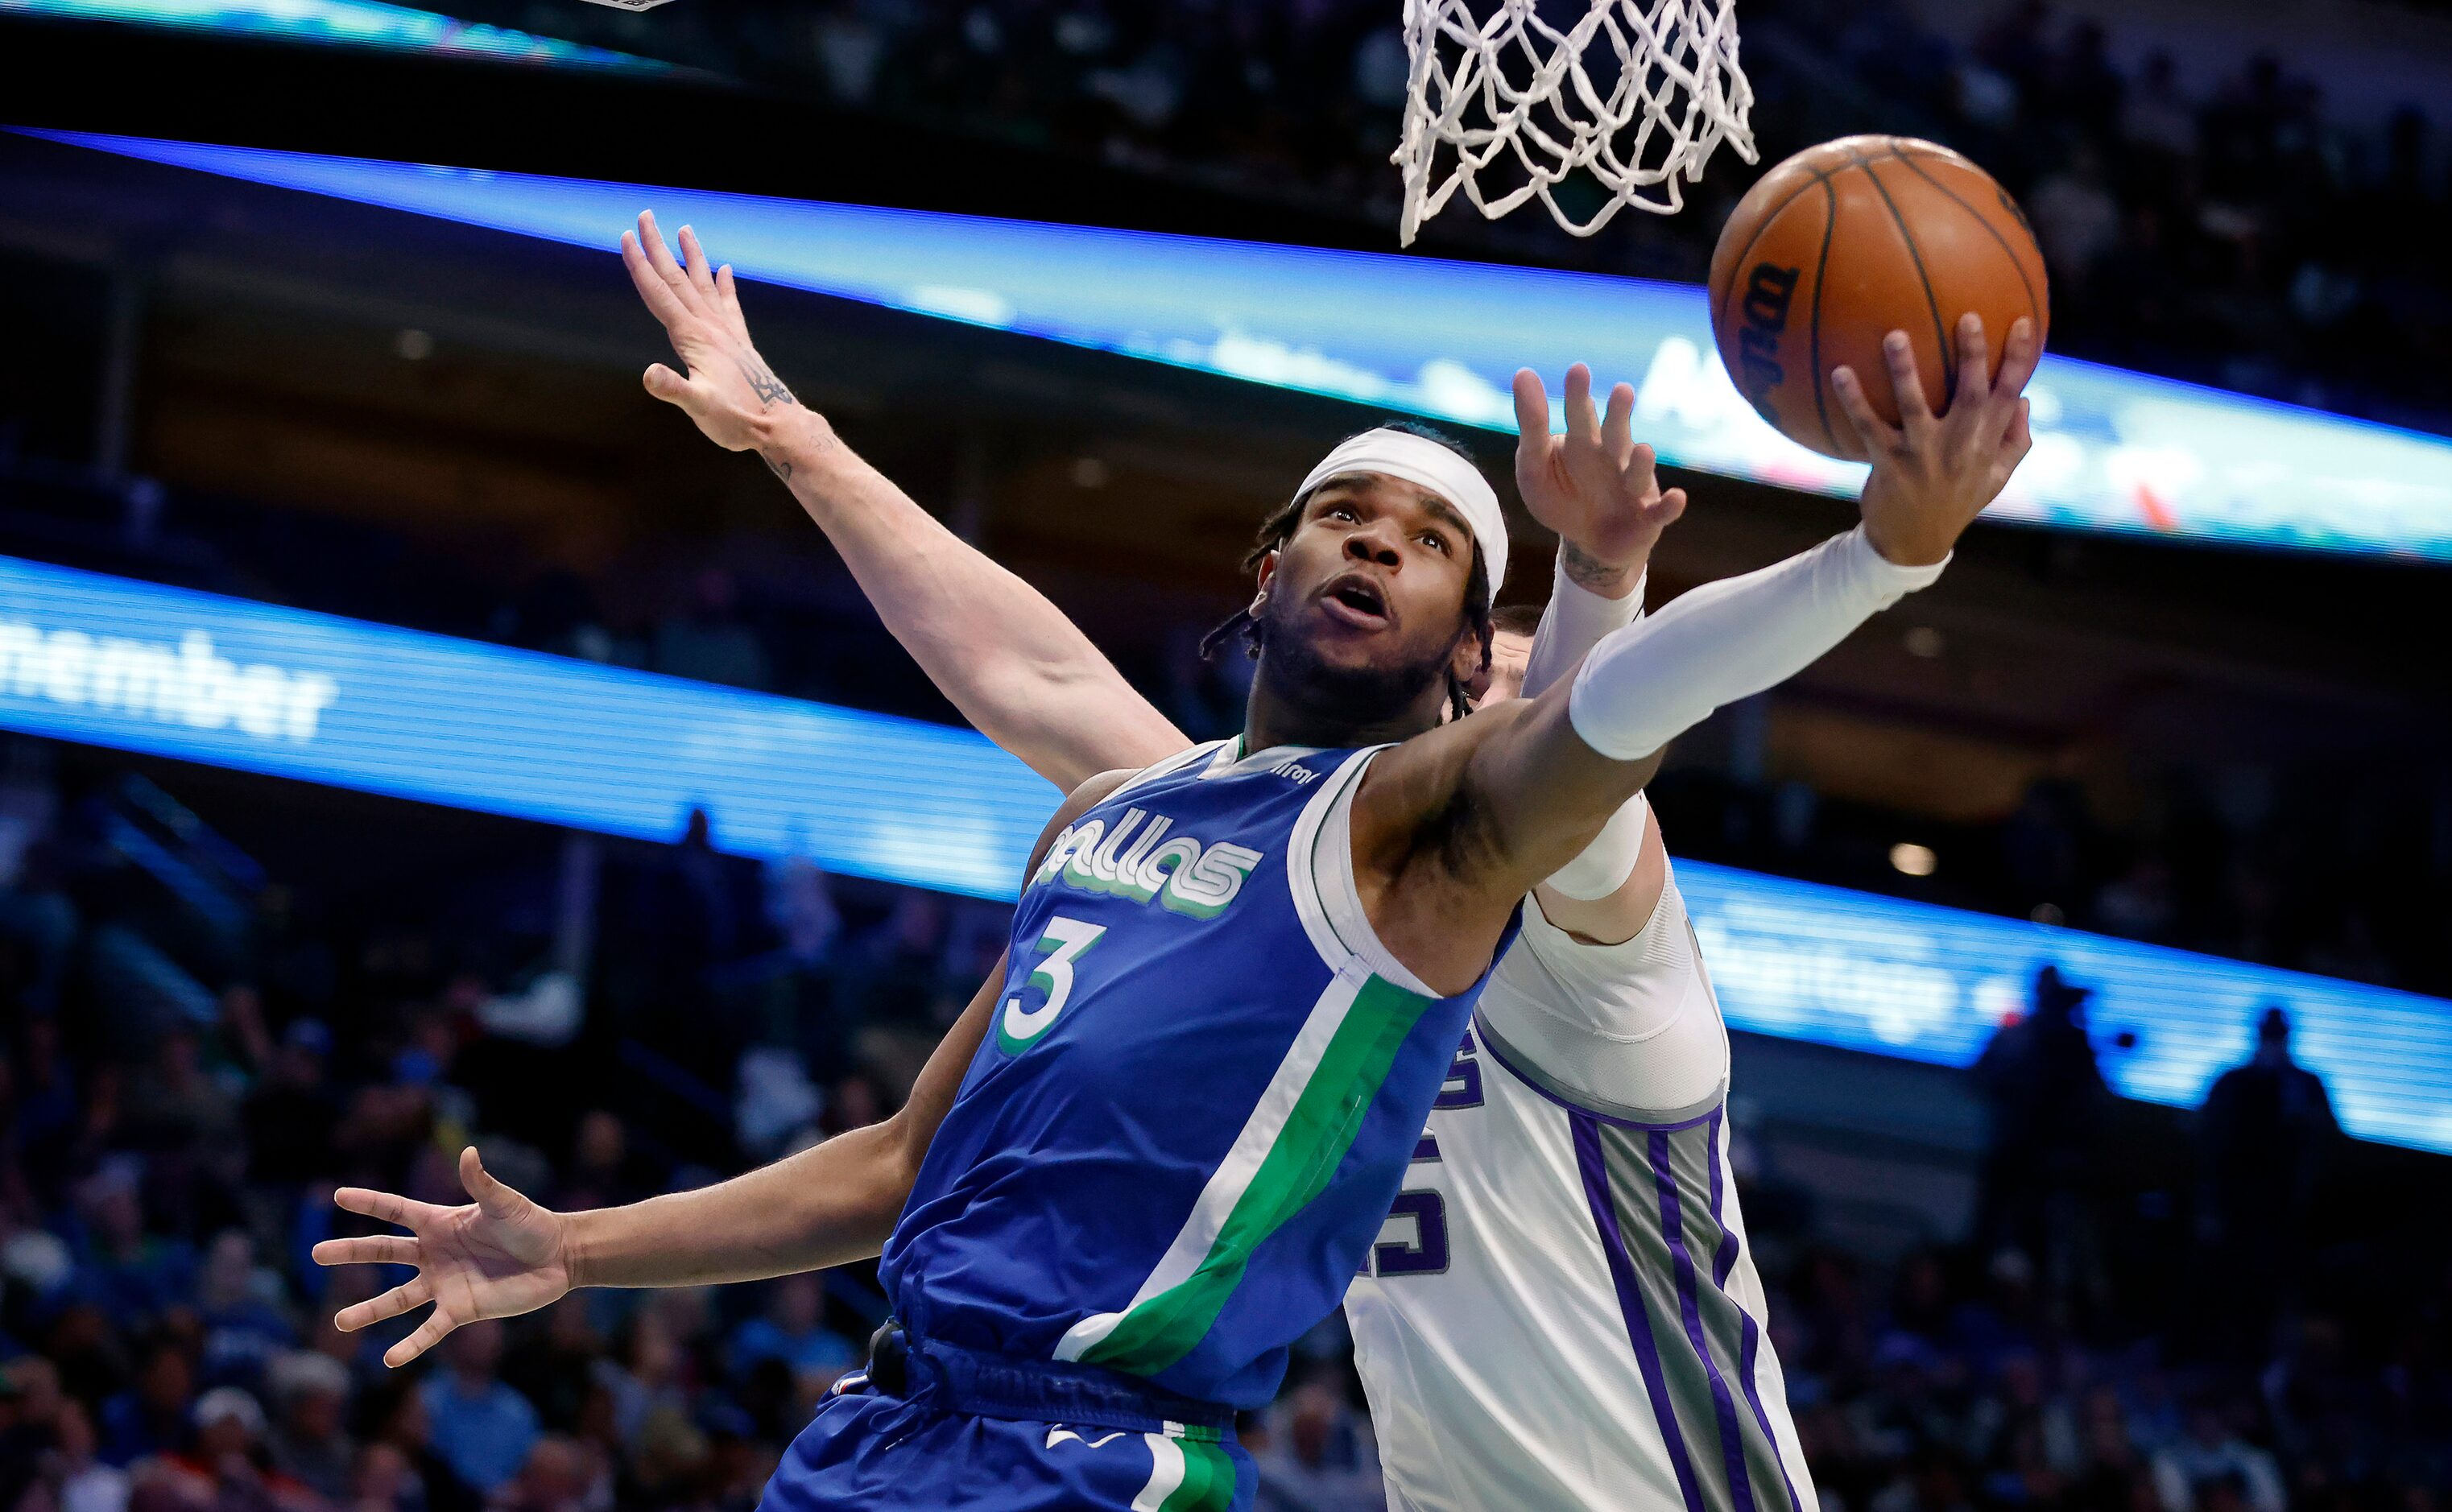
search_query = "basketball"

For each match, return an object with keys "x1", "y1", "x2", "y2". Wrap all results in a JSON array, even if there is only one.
[{"x1": 1708, "y1": 135, "x2": 2049, "y2": 459}]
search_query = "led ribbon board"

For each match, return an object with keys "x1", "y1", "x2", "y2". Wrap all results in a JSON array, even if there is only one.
[
  {"x1": 0, "y1": 1, "x2": 666, "y2": 71},
  {"x1": 0, "y1": 554, "x2": 1055, "y2": 900},
  {"x1": 2, "y1": 551, "x2": 2446, "y2": 1153},
  {"x1": 25, "y1": 129, "x2": 2452, "y2": 562}
]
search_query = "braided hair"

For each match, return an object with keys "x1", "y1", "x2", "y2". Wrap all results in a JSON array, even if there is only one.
[{"x1": 1201, "y1": 422, "x2": 1495, "y2": 724}]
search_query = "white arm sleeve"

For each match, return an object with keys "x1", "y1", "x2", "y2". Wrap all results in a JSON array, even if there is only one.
[
  {"x1": 1568, "y1": 527, "x2": 1945, "y2": 762},
  {"x1": 1523, "y1": 550, "x2": 1651, "y2": 899}
]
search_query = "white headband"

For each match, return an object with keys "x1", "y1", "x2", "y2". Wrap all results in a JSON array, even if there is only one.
[{"x1": 1293, "y1": 429, "x2": 1507, "y2": 606}]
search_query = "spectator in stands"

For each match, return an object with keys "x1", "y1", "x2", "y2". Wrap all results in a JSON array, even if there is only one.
[
  {"x1": 194, "y1": 1231, "x2": 295, "y2": 1390},
  {"x1": 98, "y1": 1334, "x2": 193, "y2": 1467},
  {"x1": 242, "y1": 1019, "x2": 340, "y2": 1192},
  {"x1": 489, "y1": 1434, "x2": 593, "y2": 1512},
  {"x1": 149, "y1": 1384, "x2": 312, "y2": 1510},
  {"x1": 2198, "y1": 1003, "x2": 2338, "y2": 1345},
  {"x1": 418, "y1": 1321, "x2": 540, "y2": 1497},
  {"x1": 727, "y1": 1274, "x2": 855, "y2": 1393},
  {"x1": 1251, "y1": 1379, "x2": 1383, "y2": 1512},
  {"x1": 263, "y1": 1350, "x2": 354, "y2": 1503},
  {"x1": 2150, "y1": 1401, "x2": 2286, "y2": 1512},
  {"x1": 1971, "y1": 966, "x2": 2111, "y2": 1316}
]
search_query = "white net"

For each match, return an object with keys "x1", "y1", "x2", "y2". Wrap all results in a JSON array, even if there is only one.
[{"x1": 1395, "y1": 0, "x2": 1756, "y2": 244}]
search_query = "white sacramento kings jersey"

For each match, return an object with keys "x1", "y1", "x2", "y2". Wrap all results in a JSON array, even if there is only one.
[{"x1": 1345, "y1": 837, "x2": 1816, "y2": 1512}]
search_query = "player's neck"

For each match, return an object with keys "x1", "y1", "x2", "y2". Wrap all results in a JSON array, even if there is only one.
[{"x1": 1241, "y1": 663, "x2": 1447, "y2": 754}]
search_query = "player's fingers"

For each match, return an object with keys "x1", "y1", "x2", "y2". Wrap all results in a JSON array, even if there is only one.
[
  {"x1": 1511, "y1": 369, "x2": 1551, "y2": 452},
  {"x1": 636, "y1": 212, "x2": 701, "y2": 308},
  {"x1": 2003, "y1": 396, "x2": 2034, "y2": 464},
  {"x1": 1621, "y1": 440, "x2": 1660, "y2": 500},
  {"x1": 1953, "y1": 312, "x2": 1990, "y2": 419},
  {"x1": 311, "y1": 1235, "x2": 420, "y2": 1268},
  {"x1": 643, "y1": 363, "x2": 696, "y2": 407},
  {"x1": 1992, "y1": 316, "x2": 2043, "y2": 402},
  {"x1": 677, "y1": 225, "x2": 719, "y2": 297},
  {"x1": 1563, "y1": 363, "x2": 1598, "y2": 448},
  {"x1": 620, "y1": 231, "x2": 694, "y2": 330},
  {"x1": 1880, "y1": 332, "x2": 1935, "y2": 437},
  {"x1": 1602, "y1": 381, "x2": 1635, "y2": 469},
  {"x1": 1652, "y1": 486, "x2": 1689, "y2": 530},
  {"x1": 1829, "y1": 365, "x2": 1897, "y2": 460},
  {"x1": 333, "y1": 1186, "x2": 443, "y2": 1233},
  {"x1": 715, "y1": 265, "x2": 747, "y2": 333},
  {"x1": 384, "y1": 1311, "x2": 459, "y2": 1370},
  {"x1": 336, "y1": 1276, "x2": 432, "y2": 1334},
  {"x1": 460, "y1": 1146, "x2": 531, "y2": 1223}
]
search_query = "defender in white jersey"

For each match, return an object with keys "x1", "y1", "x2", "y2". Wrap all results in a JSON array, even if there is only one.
[
  {"x1": 597, "y1": 229, "x2": 2029, "y2": 1510},
  {"x1": 1340, "y1": 580, "x2": 1813, "y2": 1512}
]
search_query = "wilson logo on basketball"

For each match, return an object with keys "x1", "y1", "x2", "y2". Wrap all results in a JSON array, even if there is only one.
[{"x1": 1735, "y1": 262, "x2": 1801, "y2": 409}]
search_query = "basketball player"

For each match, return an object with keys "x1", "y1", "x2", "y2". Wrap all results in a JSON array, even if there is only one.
[
  {"x1": 589, "y1": 221, "x2": 1817, "y2": 1511},
  {"x1": 316, "y1": 213, "x2": 2035, "y2": 1512}
]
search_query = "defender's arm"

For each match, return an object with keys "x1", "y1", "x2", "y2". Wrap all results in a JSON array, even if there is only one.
[{"x1": 622, "y1": 212, "x2": 1189, "y2": 790}]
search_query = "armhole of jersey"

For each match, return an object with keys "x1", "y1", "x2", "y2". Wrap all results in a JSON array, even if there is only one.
[
  {"x1": 1475, "y1": 1007, "x2": 1729, "y2": 1129},
  {"x1": 1105, "y1": 739, "x2": 1228, "y2": 804},
  {"x1": 1284, "y1": 746, "x2": 1437, "y2": 997}
]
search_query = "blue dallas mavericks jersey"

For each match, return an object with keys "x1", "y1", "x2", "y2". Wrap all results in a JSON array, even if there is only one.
[{"x1": 880, "y1": 738, "x2": 1516, "y2": 1409}]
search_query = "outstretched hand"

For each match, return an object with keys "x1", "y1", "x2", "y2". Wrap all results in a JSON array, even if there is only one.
[
  {"x1": 312, "y1": 1146, "x2": 574, "y2": 1368},
  {"x1": 1511, "y1": 362, "x2": 1688, "y2": 595},
  {"x1": 621, "y1": 211, "x2": 808, "y2": 470},
  {"x1": 1830, "y1": 314, "x2": 2040, "y2": 567}
]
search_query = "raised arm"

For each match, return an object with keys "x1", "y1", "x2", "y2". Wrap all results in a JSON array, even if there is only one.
[
  {"x1": 314, "y1": 773, "x2": 1131, "y2": 1367},
  {"x1": 1360, "y1": 316, "x2": 2037, "y2": 988},
  {"x1": 620, "y1": 211, "x2": 1190, "y2": 790}
]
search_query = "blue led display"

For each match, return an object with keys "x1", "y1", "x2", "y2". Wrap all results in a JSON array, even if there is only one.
[
  {"x1": 0, "y1": 551, "x2": 2444, "y2": 1155},
  {"x1": 0, "y1": 0, "x2": 666, "y2": 72},
  {"x1": 0, "y1": 553, "x2": 1056, "y2": 900},
  {"x1": 22, "y1": 129, "x2": 2452, "y2": 563}
]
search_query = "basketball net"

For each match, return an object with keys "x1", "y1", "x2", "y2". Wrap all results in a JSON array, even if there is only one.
[{"x1": 1395, "y1": 0, "x2": 1756, "y2": 245}]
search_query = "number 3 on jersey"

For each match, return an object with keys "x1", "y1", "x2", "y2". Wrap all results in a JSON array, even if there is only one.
[{"x1": 997, "y1": 917, "x2": 1107, "y2": 1054}]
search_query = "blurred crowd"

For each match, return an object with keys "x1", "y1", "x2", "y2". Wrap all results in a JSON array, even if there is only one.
[
  {"x1": 453, "y1": 0, "x2": 2452, "y2": 436},
  {"x1": 0, "y1": 736, "x2": 2442, "y2": 1512}
]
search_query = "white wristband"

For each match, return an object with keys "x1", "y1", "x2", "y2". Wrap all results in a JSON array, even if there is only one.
[{"x1": 1568, "y1": 527, "x2": 1946, "y2": 762}]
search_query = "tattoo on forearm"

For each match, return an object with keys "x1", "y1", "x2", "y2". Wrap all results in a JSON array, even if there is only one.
[
  {"x1": 1561, "y1": 539, "x2": 1634, "y2": 593},
  {"x1": 736, "y1": 355, "x2": 797, "y2": 411},
  {"x1": 762, "y1": 452, "x2": 793, "y2": 483}
]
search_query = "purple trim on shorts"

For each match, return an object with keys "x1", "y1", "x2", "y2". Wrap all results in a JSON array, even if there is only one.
[
  {"x1": 1573, "y1": 1114, "x2": 1706, "y2": 1512},
  {"x1": 1652, "y1": 1130, "x2": 1759, "y2": 1512},
  {"x1": 1738, "y1": 1316, "x2": 1805, "y2": 1512},
  {"x1": 1707, "y1": 1109, "x2": 1740, "y2": 1289},
  {"x1": 1707, "y1": 1131, "x2": 1806, "y2": 1512},
  {"x1": 1475, "y1": 1013, "x2": 1718, "y2": 1131}
]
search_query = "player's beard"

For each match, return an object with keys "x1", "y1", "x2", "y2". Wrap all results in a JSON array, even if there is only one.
[{"x1": 1251, "y1": 587, "x2": 1459, "y2": 736}]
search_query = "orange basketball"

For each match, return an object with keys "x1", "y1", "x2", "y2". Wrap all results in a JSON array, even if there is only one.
[{"x1": 1707, "y1": 135, "x2": 2049, "y2": 460}]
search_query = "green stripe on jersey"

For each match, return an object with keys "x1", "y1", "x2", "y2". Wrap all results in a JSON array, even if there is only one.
[{"x1": 1077, "y1": 973, "x2": 1433, "y2": 1375}]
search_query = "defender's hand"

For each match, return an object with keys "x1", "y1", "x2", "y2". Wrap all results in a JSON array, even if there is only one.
[
  {"x1": 312, "y1": 1146, "x2": 575, "y2": 1368},
  {"x1": 1511, "y1": 364, "x2": 1687, "y2": 597},
  {"x1": 1831, "y1": 314, "x2": 2040, "y2": 567},
  {"x1": 622, "y1": 211, "x2": 807, "y2": 461}
]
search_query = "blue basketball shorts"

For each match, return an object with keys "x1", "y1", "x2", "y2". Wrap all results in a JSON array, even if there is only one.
[{"x1": 756, "y1": 1336, "x2": 1252, "y2": 1512}]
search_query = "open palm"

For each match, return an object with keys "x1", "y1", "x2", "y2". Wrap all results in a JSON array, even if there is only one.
[
  {"x1": 1510, "y1": 362, "x2": 1688, "y2": 578},
  {"x1": 621, "y1": 210, "x2": 801, "y2": 455},
  {"x1": 312, "y1": 1146, "x2": 574, "y2": 1368}
]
